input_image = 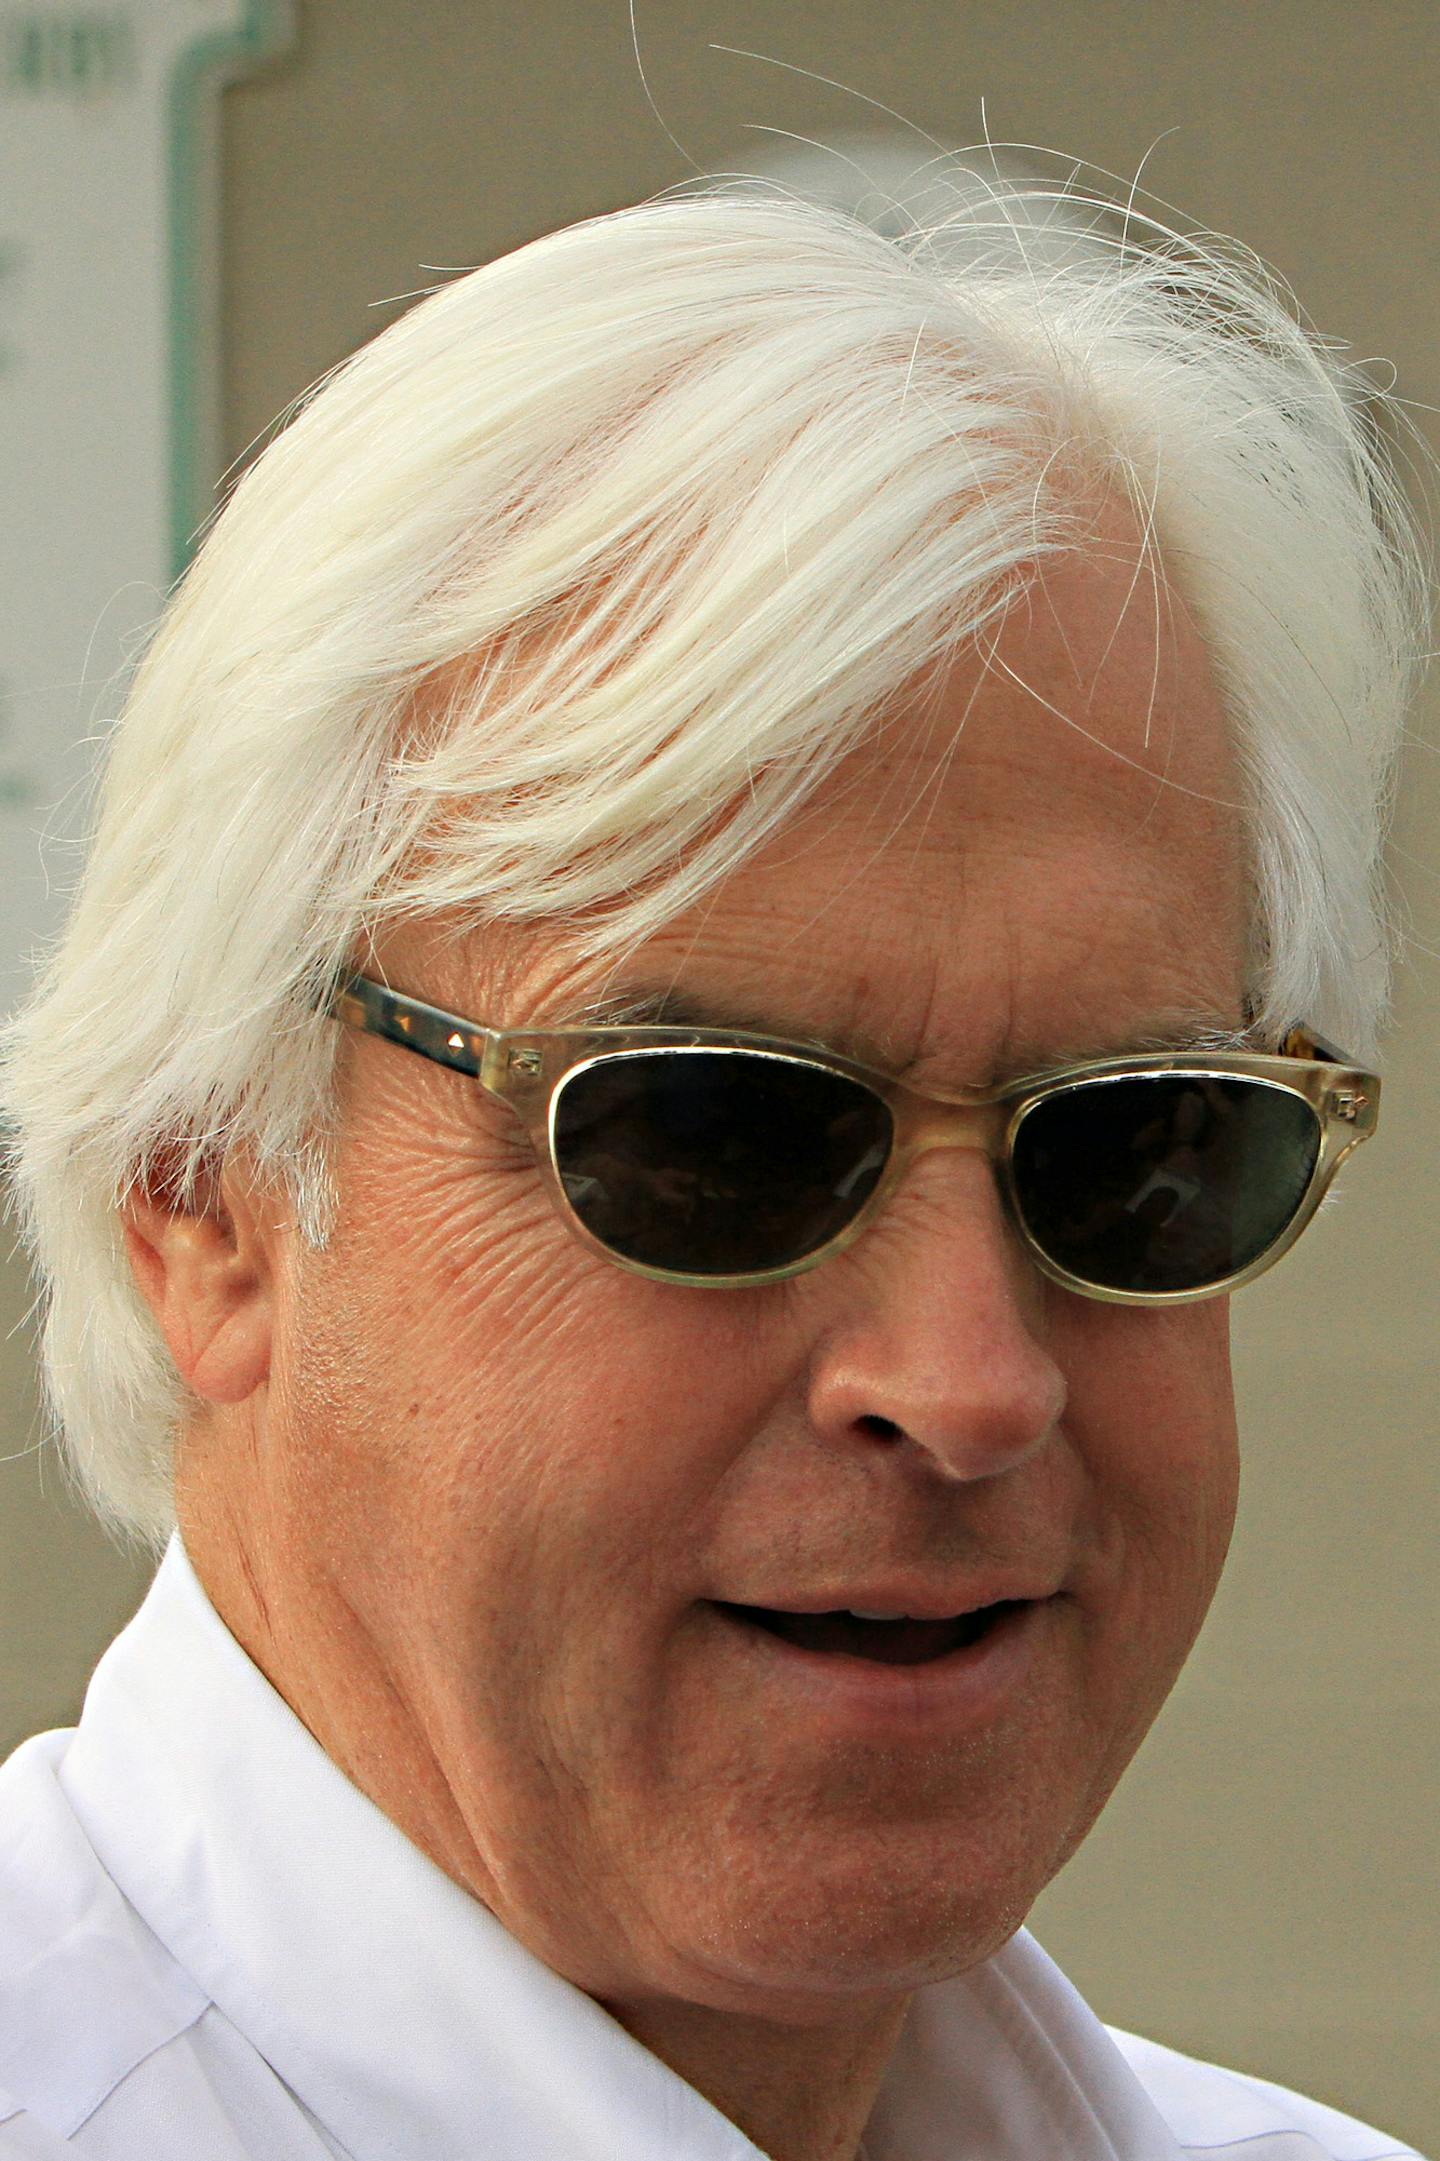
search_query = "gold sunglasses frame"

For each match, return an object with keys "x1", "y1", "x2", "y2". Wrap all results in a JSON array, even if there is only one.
[{"x1": 333, "y1": 973, "x2": 1379, "y2": 1306}]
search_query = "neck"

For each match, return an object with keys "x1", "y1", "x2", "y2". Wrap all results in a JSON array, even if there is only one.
[{"x1": 606, "y1": 1990, "x2": 910, "y2": 2161}]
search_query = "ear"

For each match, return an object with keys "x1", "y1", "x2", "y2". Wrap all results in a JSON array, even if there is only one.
[{"x1": 121, "y1": 1151, "x2": 279, "y2": 1405}]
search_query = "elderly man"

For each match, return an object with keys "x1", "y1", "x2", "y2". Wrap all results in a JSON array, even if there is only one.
[{"x1": 0, "y1": 184, "x2": 1428, "y2": 2161}]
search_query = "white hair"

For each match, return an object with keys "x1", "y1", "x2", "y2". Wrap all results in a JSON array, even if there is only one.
[{"x1": 0, "y1": 178, "x2": 1429, "y2": 1544}]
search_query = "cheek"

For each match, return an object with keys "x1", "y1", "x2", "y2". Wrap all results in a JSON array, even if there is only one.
[
  {"x1": 1060, "y1": 1298, "x2": 1240, "y2": 1668},
  {"x1": 279, "y1": 1124, "x2": 791, "y2": 1634}
]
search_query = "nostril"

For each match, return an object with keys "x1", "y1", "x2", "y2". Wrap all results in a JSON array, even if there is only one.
[{"x1": 857, "y1": 1414, "x2": 902, "y2": 1441}]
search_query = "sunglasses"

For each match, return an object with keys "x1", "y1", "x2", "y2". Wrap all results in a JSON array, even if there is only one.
[{"x1": 332, "y1": 973, "x2": 1379, "y2": 1305}]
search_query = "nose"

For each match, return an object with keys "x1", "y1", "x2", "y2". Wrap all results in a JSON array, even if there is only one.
[{"x1": 802, "y1": 1155, "x2": 1068, "y2": 1484}]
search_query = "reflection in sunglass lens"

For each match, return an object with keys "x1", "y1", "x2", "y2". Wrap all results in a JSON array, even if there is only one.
[
  {"x1": 1011, "y1": 1075, "x2": 1322, "y2": 1293},
  {"x1": 553, "y1": 1049, "x2": 893, "y2": 1276}
]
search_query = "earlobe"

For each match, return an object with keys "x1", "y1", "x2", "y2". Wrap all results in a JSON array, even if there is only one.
[{"x1": 121, "y1": 1169, "x2": 276, "y2": 1406}]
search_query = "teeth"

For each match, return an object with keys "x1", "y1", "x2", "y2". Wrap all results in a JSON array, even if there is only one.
[{"x1": 845, "y1": 1608, "x2": 912, "y2": 1621}]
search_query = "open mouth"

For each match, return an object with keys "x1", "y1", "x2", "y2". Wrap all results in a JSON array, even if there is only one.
[{"x1": 712, "y1": 1601, "x2": 1028, "y2": 1667}]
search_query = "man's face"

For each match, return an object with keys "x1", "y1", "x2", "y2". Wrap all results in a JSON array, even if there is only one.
[{"x1": 184, "y1": 509, "x2": 1247, "y2": 2026}]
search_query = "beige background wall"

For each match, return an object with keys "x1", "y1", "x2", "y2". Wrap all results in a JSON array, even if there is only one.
[{"x1": 3, "y1": 3, "x2": 1436, "y2": 2150}]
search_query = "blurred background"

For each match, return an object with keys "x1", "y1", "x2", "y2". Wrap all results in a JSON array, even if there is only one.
[{"x1": 2, "y1": 2, "x2": 1436, "y2": 2149}]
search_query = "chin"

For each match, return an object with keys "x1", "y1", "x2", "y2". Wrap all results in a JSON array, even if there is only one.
[{"x1": 649, "y1": 1838, "x2": 1048, "y2": 2020}]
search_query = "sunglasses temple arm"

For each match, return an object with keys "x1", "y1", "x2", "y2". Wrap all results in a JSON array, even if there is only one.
[{"x1": 335, "y1": 976, "x2": 494, "y2": 1083}]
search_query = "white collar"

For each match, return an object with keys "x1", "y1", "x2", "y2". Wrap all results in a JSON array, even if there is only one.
[{"x1": 58, "y1": 1538, "x2": 1185, "y2": 2161}]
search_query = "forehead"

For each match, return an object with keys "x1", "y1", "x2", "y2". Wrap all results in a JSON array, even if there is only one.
[{"x1": 491, "y1": 500, "x2": 1247, "y2": 1083}]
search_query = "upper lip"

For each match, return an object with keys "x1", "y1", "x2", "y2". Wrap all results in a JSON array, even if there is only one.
[{"x1": 715, "y1": 1579, "x2": 1059, "y2": 1620}]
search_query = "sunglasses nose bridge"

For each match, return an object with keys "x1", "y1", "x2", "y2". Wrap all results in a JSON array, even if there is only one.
[{"x1": 893, "y1": 1097, "x2": 1010, "y2": 1171}]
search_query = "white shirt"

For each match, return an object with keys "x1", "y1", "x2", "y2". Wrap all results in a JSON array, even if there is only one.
[{"x1": 0, "y1": 1540, "x2": 1422, "y2": 2161}]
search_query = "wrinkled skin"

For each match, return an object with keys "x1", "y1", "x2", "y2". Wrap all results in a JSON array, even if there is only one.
[{"x1": 129, "y1": 502, "x2": 1248, "y2": 2161}]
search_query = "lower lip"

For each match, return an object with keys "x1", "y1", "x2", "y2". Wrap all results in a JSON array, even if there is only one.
[{"x1": 705, "y1": 1599, "x2": 1053, "y2": 1734}]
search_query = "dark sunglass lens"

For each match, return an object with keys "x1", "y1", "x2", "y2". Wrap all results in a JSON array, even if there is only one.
[
  {"x1": 1011, "y1": 1076, "x2": 1322, "y2": 1294},
  {"x1": 553, "y1": 1051, "x2": 893, "y2": 1276}
]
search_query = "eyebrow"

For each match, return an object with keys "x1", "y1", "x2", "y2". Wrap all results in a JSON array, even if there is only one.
[
  {"x1": 553, "y1": 986, "x2": 1255, "y2": 1079},
  {"x1": 566, "y1": 987, "x2": 827, "y2": 1039}
]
